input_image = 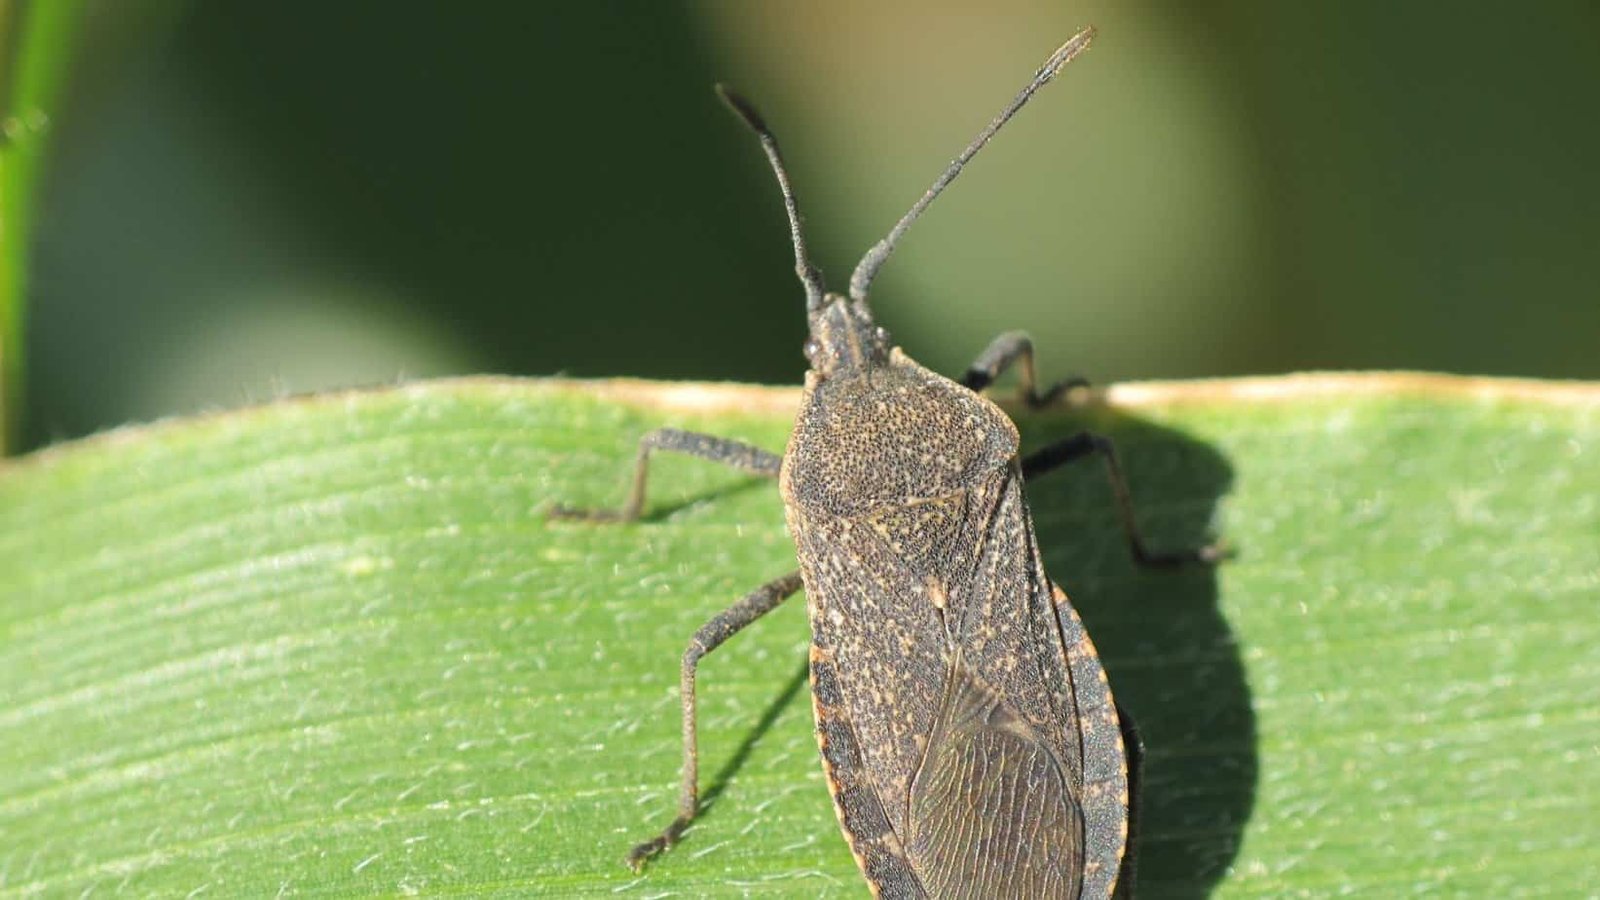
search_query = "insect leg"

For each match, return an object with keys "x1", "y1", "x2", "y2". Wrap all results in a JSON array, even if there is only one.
[
  {"x1": 627, "y1": 569, "x2": 806, "y2": 871},
  {"x1": 549, "y1": 428, "x2": 782, "y2": 522},
  {"x1": 1113, "y1": 700, "x2": 1144, "y2": 900},
  {"x1": 1022, "y1": 432, "x2": 1226, "y2": 568},
  {"x1": 958, "y1": 330, "x2": 1088, "y2": 408}
]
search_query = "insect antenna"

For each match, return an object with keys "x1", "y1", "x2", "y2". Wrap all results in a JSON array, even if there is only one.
[
  {"x1": 848, "y1": 26, "x2": 1096, "y2": 302},
  {"x1": 715, "y1": 84, "x2": 828, "y2": 312}
]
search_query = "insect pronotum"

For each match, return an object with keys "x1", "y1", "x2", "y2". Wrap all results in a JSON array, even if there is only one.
[{"x1": 553, "y1": 25, "x2": 1222, "y2": 898}]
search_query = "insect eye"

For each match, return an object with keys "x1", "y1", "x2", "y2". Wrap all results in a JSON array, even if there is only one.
[
  {"x1": 874, "y1": 327, "x2": 890, "y2": 344},
  {"x1": 803, "y1": 337, "x2": 821, "y2": 361}
]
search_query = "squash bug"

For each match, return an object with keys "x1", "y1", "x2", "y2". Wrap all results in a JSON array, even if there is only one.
[{"x1": 553, "y1": 25, "x2": 1223, "y2": 897}]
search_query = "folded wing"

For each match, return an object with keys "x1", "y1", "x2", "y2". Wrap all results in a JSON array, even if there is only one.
[{"x1": 906, "y1": 654, "x2": 1084, "y2": 899}]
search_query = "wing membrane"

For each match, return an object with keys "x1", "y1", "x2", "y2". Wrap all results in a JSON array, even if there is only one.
[{"x1": 906, "y1": 655, "x2": 1084, "y2": 899}]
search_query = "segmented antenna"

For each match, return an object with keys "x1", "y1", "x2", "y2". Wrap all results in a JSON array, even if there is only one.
[
  {"x1": 715, "y1": 84, "x2": 827, "y2": 312},
  {"x1": 848, "y1": 26, "x2": 1096, "y2": 302}
]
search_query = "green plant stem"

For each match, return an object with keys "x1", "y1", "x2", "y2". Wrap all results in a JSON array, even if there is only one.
[{"x1": 0, "y1": 0, "x2": 85, "y2": 454}]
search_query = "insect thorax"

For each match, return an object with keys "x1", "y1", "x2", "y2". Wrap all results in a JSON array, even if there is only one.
[{"x1": 780, "y1": 353, "x2": 1018, "y2": 520}]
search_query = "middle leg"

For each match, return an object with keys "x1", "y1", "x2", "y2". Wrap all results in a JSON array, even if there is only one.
[
  {"x1": 1023, "y1": 432, "x2": 1226, "y2": 568},
  {"x1": 627, "y1": 569, "x2": 806, "y2": 870}
]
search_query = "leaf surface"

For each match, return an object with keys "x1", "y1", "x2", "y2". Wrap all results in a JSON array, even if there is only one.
[{"x1": 2, "y1": 375, "x2": 1595, "y2": 896}]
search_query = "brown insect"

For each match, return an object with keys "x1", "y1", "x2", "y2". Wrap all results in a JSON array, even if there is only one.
[{"x1": 554, "y1": 25, "x2": 1221, "y2": 897}]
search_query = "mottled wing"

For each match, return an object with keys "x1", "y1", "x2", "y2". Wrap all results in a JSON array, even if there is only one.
[
  {"x1": 811, "y1": 646, "x2": 931, "y2": 899},
  {"x1": 1049, "y1": 582, "x2": 1131, "y2": 898},
  {"x1": 906, "y1": 654, "x2": 1083, "y2": 899}
]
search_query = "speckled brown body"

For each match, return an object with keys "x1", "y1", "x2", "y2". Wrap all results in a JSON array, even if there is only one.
[
  {"x1": 564, "y1": 26, "x2": 1165, "y2": 896},
  {"x1": 781, "y1": 334, "x2": 1129, "y2": 898}
]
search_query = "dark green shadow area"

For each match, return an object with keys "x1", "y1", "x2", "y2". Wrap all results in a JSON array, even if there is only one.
[{"x1": 1020, "y1": 406, "x2": 1249, "y2": 898}]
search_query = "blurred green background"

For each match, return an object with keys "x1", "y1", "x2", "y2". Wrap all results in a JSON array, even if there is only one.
[{"x1": 17, "y1": 1, "x2": 1600, "y2": 450}]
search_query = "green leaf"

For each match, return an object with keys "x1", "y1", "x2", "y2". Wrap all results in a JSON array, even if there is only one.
[{"x1": 2, "y1": 375, "x2": 1596, "y2": 896}]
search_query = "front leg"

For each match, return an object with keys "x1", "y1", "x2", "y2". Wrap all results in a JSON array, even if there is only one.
[
  {"x1": 627, "y1": 570, "x2": 806, "y2": 870},
  {"x1": 550, "y1": 428, "x2": 782, "y2": 522},
  {"x1": 959, "y1": 330, "x2": 1088, "y2": 408}
]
